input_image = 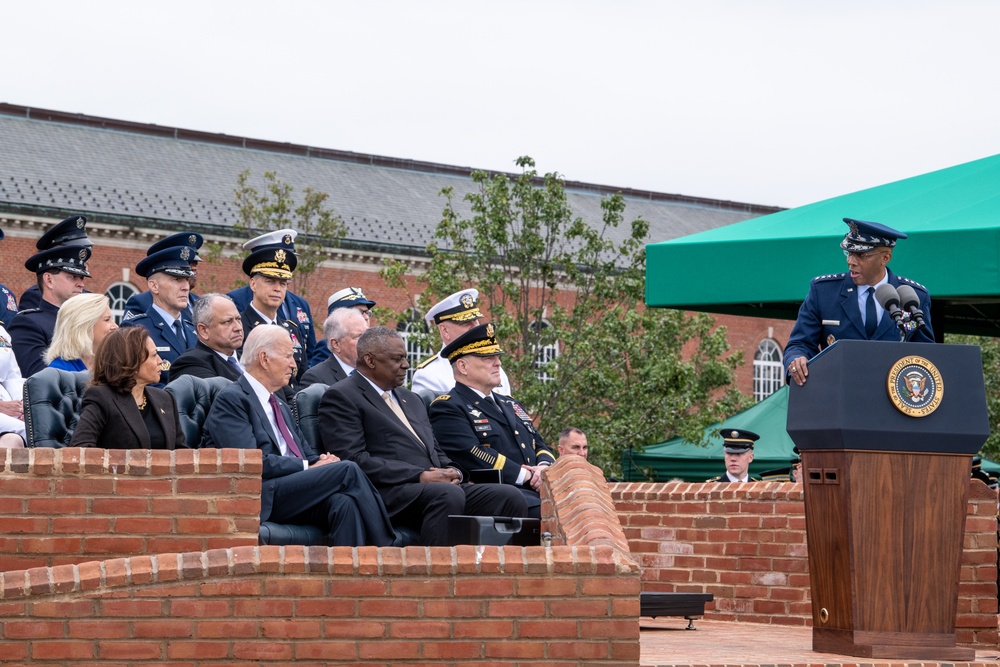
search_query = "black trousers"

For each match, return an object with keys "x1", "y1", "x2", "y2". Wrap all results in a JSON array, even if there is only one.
[
  {"x1": 265, "y1": 460, "x2": 395, "y2": 547},
  {"x1": 393, "y1": 482, "x2": 528, "y2": 546}
]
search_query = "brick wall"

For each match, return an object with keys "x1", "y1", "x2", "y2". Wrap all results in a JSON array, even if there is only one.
[
  {"x1": 0, "y1": 448, "x2": 641, "y2": 665},
  {"x1": 0, "y1": 544, "x2": 639, "y2": 665},
  {"x1": 612, "y1": 479, "x2": 999, "y2": 648},
  {"x1": 0, "y1": 448, "x2": 260, "y2": 572}
]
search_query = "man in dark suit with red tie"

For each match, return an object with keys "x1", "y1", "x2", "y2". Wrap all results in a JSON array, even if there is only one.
[
  {"x1": 202, "y1": 325, "x2": 394, "y2": 547},
  {"x1": 319, "y1": 326, "x2": 528, "y2": 546}
]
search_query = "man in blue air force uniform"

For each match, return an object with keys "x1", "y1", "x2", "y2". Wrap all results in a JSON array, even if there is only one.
[
  {"x1": 124, "y1": 232, "x2": 204, "y2": 321},
  {"x1": 783, "y1": 218, "x2": 934, "y2": 386},
  {"x1": 120, "y1": 246, "x2": 198, "y2": 384}
]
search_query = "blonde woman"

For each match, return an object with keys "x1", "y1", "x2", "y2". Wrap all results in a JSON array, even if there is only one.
[{"x1": 45, "y1": 293, "x2": 119, "y2": 371}]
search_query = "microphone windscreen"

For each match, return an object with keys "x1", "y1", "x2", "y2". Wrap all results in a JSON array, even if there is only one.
[
  {"x1": 896, "y1": 284, "x2": 920, "y2": 309},
  {"x1": 874, "y1": 283, "x2": 900, "y2": 309}
]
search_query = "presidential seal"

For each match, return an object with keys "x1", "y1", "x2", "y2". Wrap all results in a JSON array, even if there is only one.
[{"x1": 887, "y1": 355, "x2": 943, "y2": 417}]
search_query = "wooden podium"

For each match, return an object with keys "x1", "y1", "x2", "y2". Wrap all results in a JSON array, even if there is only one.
[{"x1": 787, "y1": 340, "x2": 990, "y2": 660}]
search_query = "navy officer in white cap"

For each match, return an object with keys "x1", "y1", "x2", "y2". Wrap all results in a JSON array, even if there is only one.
[
  {"x1": 327, "y1": 286, "x2": 376, "y2": 319},
  {"x1": 120, "y1": 246, "x2": 199, "y2": 384},
  {"x1": 707, "y1": 429, "x2": 760, "y2": 483},
  {"x1": 227, "y1": 229, "x2": 324, "y2": 368},
  {"x1": 784, "y1": 217, "x2": 934, "y2": 386},
  {"x1": 9, "y1": 245, "x2": 92, "y2": 377},
  {"x1": 123, "y1": 232, "x2": 204, "y2": 321},
  {"x1": 410, "y1": 289, "x2": 511, "y2": 398}
]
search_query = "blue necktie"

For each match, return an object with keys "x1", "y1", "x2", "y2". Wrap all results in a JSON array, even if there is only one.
[
  {"x1": 226, "y1": 356, "x2": 242, "y2": 374},
  {"x1": 865, "y1": 287, "x2": 877, "y2": 337},
  {"x1": 174, "y1": 320, "x2": 186, "y2": 346}
]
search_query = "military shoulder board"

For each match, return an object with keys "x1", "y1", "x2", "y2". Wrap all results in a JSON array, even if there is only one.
[{"x1": 415, "y1": 354, "x2": 438, "y2": 370}]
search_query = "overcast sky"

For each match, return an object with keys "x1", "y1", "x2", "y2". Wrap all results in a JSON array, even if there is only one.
[{"x1": 4, "y1": 1, "x2": 998, "y2": 209}]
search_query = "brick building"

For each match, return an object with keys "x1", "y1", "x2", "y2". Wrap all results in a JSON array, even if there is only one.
[{"x1": 0, "y1": 103, "x2": 790, "y2": 400}]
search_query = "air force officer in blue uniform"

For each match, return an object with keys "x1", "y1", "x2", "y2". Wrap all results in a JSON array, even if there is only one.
[
  {"x1": 120, "y1": 246, "x2": 198, "y2": 384},
  {"x1": 784, "y1": 218, "x2": 934, "y2": 386}
]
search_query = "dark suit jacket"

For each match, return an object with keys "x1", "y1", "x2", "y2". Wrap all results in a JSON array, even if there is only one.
[
  {"x1": 300, "y1": 355, "x2": 349, "y2": 388},
  {"x1": 784, "y1": 268, "x2": 934, "y2": 374},
  {"x1": 170, "y1": 341, "x2": 242, "y2": 381},
  {"x1": 9, "y1": 299, "x2": 59, "y2": 377},
  {"x1": 70, "y1": 384, "x2": 186, "y2": 450},
  {"x1": 429, "y1": 382, "x2": 554, "y2": 484},
  {"x1": 202, "y1": 374, "x2": 320, "y2": 521},
  {"x1": 319, "y1": 372, "x2": 454, "y2": 516}
]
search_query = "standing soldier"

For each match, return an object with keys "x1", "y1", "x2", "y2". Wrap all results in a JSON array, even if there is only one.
[
  {"x1": 9, "y1": 245, "x2": 91, "y2": 376},
  {"x1": 706, "y1": 429, "x2": 760, "y2": 483},
  {"x1": 236, "y1": 233, "x2": 307, "y2": 401},
  {"x1": 123, "y1": 232, "x2": 204, "y2": 321},
  {"x1": 227, "y1": 230, "x2": 323, "y2": 368},
  {"x1": 18, "y1": 215, "x2": 93, "y2": 312},
  {"x1": 120, "y1": 246, "x2": 198, "y2": 384}
]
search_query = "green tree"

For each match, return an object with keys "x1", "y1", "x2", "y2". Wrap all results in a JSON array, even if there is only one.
[
  {"x1": 946, "y1": 334, "x2": 1000, "y2": 459},
  {"x1": 229, "y1": 169, "x2": 348, "y2": 296},
  {"x1": 383, "y1": 156, "x2": 749, "y2": 477}
]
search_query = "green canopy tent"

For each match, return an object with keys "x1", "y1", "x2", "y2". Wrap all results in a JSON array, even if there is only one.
[
  {"x1": 646, "y1": 153, "x2": 1000, "y2": 336},
  {"x1": 623, "y1": 386, "x2": 797, "y2": 482}
]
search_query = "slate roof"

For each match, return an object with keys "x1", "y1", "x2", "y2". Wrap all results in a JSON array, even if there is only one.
[{"x1": 0, "y1": 104, "x2": 781, "y2": 252}]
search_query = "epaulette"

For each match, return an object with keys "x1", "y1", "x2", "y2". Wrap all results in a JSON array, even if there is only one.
[
  {"x1": 415, "y1": 353, "x2": 438, "y2": 370},
  {"x1": 15, "y1": 308, "x2": 42, "y2": 316},
  {"x1": 897, "y1": 275, "x2": 928, "y2": 291},
  {"x1": 813, "y1": 272, "x2": 847, "y2": 283},
  {"x1": 121, "y1": 312, "x2": 150, "y2": 323},
  {"x1": 705, "y1": 475, "x2": 723, "y2": 482},
  {"x1": 430, "y1": 394, "x2": 451, "y2": 403}
]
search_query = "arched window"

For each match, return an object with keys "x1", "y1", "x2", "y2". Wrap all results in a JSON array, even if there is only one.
[
  {"x1": 753, "y1": 338, "x2": 784, "y2": 402},
  {"x1": 397, "y1": 311, "x2": 432, "y2": 386},
  {"x1": 105, "y1": 282, "x2": 140, "y2": 324},
  {"x1": 532, "y1": 321, "x2": 559, "y2": 383}
]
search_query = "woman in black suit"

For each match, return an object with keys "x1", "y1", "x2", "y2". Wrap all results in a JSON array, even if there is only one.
[{"x1": 70, "y1": 327, "x2": 186, "y2": 449}]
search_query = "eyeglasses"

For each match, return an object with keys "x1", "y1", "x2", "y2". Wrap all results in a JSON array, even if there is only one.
[
  {"x1": 843, "y1": 250, "x2": 883, "y2": 260},
  {"x1": 357, "y1": 308, "x2": 372, "y2": 318}
]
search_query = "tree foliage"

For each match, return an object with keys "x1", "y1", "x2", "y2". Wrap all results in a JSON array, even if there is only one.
[
  {"x1": 383, "y1": 156, "x2": 749, "y2": 477},
  {"x1": 946, "y1": 334, "x2": 1000, "y2": 459},
  {"x1": 227, "y1": 170, "x2": 348, "y2": 296}
]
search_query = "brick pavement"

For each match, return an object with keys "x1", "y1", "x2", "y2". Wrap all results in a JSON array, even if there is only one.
[{"x1": 640, "y1": 618, "x2": 1000, "y2": 667}]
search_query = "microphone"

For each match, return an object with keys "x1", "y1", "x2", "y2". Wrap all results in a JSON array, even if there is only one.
[
  {"x1": 874, "y1": 284, "x2": 905, "y2": 327},
  {"x1": 895, "y1": 284, "x2": 927, "y2": 329}
]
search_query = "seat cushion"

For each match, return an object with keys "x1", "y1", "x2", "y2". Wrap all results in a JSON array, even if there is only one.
[
  {"x1": 165, "y1": 375, "x2": 234, "y2": 448},
  {"x1": 23, "y1": 368, "x2": 90, "y2": 448},
  {"x1": 292, "y1": 382, "x2": 328, "y2": 449}
]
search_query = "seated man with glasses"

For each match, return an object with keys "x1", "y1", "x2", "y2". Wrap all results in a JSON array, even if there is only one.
[{"x1": 783, "y1": 217, "x2": 935, "y2": 387}]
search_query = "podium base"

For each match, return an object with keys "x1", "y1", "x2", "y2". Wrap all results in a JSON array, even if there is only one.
[{"x1": 813, "y1": 628, "x2": 976, "y2": 660}]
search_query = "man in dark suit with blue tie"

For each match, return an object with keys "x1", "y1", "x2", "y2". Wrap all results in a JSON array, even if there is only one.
[
  {"x1": 202, "y1": 325, "x2": 395, "y2": 547},
  {"x1": 784, "y1": 218, "x2": 935, "y2": 386},
  {"x1": 319, "y1": 326, "x2": 528, "y2": 546}
]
